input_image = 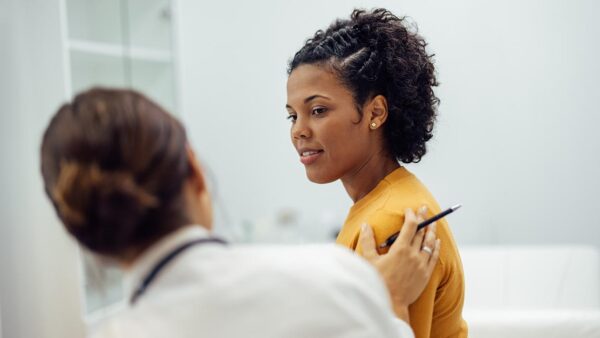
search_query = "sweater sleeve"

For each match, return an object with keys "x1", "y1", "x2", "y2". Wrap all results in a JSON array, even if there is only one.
[{"x1": 429, "y1": 257, "x2": 468, "y2": 338}]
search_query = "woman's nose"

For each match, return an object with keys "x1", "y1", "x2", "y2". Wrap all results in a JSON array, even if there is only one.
[{"x1": 291, "y1": 118, "x2": 311, "y2": 140}]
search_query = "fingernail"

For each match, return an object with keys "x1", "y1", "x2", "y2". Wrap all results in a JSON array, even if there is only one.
[
  {"x1": 431, "y1": 223, "x2": 437, "y2": 232},
  {"x1": 436, "y1": 238, "x2": 441, "y2": 247},
  {"x1": 361, "y1": 223, "x2": 368, "y2": 233},
  {"x1": 420, "y1": 205, "x2": 428, "y2": 214}
]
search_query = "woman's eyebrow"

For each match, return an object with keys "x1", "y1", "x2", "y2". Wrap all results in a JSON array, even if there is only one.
[
  {"x1": 286, "y1": 94, "x2": 331, "y2": 109},
  {"x1": 303, "y1": 94, "x2": 331, "y2": 104}
]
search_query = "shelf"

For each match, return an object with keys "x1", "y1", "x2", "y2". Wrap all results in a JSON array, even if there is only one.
[
  {"x1": 69, "y1": 49, "x2": 176, "y2": 113},
  {"x1": 66, "y1": 0, "x2": 172, "y2": 51},
  {"x1": 68, "y1": 39, "x2": 172, "y2": 63}
]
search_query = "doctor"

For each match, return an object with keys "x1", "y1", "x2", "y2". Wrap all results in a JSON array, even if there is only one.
[{"x1": 40, "y1": 88, "x2": 440, "y2": 338}]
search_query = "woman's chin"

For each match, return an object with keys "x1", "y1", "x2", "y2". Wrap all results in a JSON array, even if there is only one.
[{"x1": 305, "y1": 169, "x2": 338, "y2": 184}]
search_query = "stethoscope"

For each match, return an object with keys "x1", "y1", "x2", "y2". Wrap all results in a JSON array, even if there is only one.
[{"x1": 130, "y1": 237, "x2": 227, "y2": 305}]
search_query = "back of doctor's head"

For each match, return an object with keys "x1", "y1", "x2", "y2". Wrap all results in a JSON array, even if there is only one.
[{"x1": 41, "y1": 88, "x2": 191, "y2": 258}]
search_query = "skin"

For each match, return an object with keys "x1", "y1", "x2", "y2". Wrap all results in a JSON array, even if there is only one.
[{"x1": 286, "y1": 63, "x2": 400, "y2": 202}]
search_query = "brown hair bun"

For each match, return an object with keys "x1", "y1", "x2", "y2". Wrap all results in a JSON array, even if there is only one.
[{"x1": 52, "y1": 161, "x2": 158, "y2": 253}]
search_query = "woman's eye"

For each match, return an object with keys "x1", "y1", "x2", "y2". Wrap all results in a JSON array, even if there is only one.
[
  {"x1": 312, "y1": 107, "x2": 327, "y2": 115},
  {"x1": 286, "y1": 114, "x2": 297, "y2": 123}
]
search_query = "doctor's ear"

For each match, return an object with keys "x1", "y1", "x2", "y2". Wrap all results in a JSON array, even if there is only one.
[
  {"x1": 185, "y1": 144, "x2": 214, "y2": 230},
  {"x1": 186, "y1": 145, "x2": 208, "y2": 194},
  {"x1": 366, "y1": 95, "x2": 389, "y2": 130}
]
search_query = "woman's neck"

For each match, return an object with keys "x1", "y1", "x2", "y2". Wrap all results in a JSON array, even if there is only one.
[{"x1": 341, "y1": 151, "x2": 400, "y2": 203}]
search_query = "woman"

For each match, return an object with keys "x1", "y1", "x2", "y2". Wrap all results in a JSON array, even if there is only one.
[
  {"x1": 40, "y1": 88, "x2": 439, "y2": 337},
  {"x1": 286, "y1": 8, "x2": 467, "y2": 338}
]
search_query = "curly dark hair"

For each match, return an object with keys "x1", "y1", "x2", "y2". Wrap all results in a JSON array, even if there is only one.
[{"x1": 288, "y1": 8, "x2": 439, "y2": 163}]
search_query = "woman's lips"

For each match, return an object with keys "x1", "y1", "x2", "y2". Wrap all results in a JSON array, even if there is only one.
[{"x1": 299, "y1": 150, "x2": 324, "y2": 165}]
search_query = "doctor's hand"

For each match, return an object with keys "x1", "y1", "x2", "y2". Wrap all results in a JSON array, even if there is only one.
[{"x1": 358, "y1": 207, "x2": 440, "y2": 323}]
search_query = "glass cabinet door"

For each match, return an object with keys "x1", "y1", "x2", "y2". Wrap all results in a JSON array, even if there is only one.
[
  {"x1": 126, "y1": 0, "x2": 176, "y2": 113},
  {"x1": 65, "y1": 0, "x2": 176, "y2": 113},
  {"x1": 63, "y1": 0, "x2": 177, "y2": 317}
]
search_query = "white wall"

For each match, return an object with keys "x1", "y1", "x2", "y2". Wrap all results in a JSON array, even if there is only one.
[
  {"x1": 0, "y1": 0, "x2": 85, "y2": 337},
  {"x1": 176, "y1": 0, "x2": 600, "y2": 246}
]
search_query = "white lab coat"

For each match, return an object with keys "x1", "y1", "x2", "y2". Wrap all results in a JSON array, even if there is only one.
[{"x1": 91, "y1": 226, "x2": 414, "y2": 338}]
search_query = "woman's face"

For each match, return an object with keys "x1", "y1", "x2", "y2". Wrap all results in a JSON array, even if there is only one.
[{"x1": 286, "y1": 64, "x2": 375, "y2": 183}]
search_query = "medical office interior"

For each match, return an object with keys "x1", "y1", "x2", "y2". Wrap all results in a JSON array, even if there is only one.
[{"x1": 1, "y1": 0, "x2": 599, "y2": 337}]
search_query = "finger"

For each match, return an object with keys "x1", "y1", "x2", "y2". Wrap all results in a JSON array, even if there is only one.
[
  {"x1": 420, "y1": 222, "x2": 437, "y2": 257},
  {"x1": 358, "y1": 223, "x2": 378, "y2": 260},
  {"x1": 414, "y1": 207, "x2": 426, "y2": 249},
  {"x1": 426, "y1": 239, "x2": 441, "y2": 273},
  {"x1": 389, "y1": 209, "x2": 419, "y2": 255},
  {"x1": 397, "y1": 208, "x2": 418, "y2": 244},
  {"x1": 411, "y1": 227, "x2": 426, "y2": 250},
  {"x1": 422, "y1": 221, "x2": 437, "y2": 249},
  {"x1": 423, "y1": 222, "x2": 437, "y2": 247},
  {"x1": 417, "y1": 205, "x2": 428, "y2": 223}
]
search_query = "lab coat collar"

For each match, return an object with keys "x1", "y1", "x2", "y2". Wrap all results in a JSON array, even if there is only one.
[{"x1": 124, "y1": 225, "x2": 212, "y2": 301}]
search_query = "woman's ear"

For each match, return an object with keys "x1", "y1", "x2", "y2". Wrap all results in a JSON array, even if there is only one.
[{"x1": 366, "y1": 95, "x2": 389, "y2": 130}]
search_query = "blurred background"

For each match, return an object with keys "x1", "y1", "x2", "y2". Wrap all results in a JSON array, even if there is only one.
[{"x1": 1, "y1": 0, "x2": 599, "y2": 337}]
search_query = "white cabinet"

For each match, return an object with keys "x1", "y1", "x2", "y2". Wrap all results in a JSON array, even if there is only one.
[{"x1": 61, "y1": 0, "x2": 179, "y2": 319}]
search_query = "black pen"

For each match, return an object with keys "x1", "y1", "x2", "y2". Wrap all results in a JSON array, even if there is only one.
[{"x1": 378, "y1": 204, "x2": 462, "y2": 249}]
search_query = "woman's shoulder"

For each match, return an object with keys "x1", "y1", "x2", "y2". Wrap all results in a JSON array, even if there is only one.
[{"x1": 385, "y1": 169, "x2": 435, "y2": 202}]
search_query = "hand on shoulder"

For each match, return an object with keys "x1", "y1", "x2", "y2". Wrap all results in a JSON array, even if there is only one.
[{"x1": 358, "y1": 207, "x2": 441, "y2": 323}]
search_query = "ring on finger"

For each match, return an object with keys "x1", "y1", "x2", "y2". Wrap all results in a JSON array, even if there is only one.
[{"x1": 421, "y1": 246, "x2": 433, "y2": 255}]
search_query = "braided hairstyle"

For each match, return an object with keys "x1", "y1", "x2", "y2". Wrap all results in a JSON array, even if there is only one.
[{"x1": 288, "y1": 8, "x2": 439, "y2": 163}]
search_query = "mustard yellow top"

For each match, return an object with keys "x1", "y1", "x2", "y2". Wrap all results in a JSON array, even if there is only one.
[{"x1": 336, "y1": 167, "x2": 468, "y2": 338}]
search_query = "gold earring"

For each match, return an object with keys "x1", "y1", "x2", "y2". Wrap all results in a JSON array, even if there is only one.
[{"x1": 370, "y1": 122, "x2": 377, "y2": 129}]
